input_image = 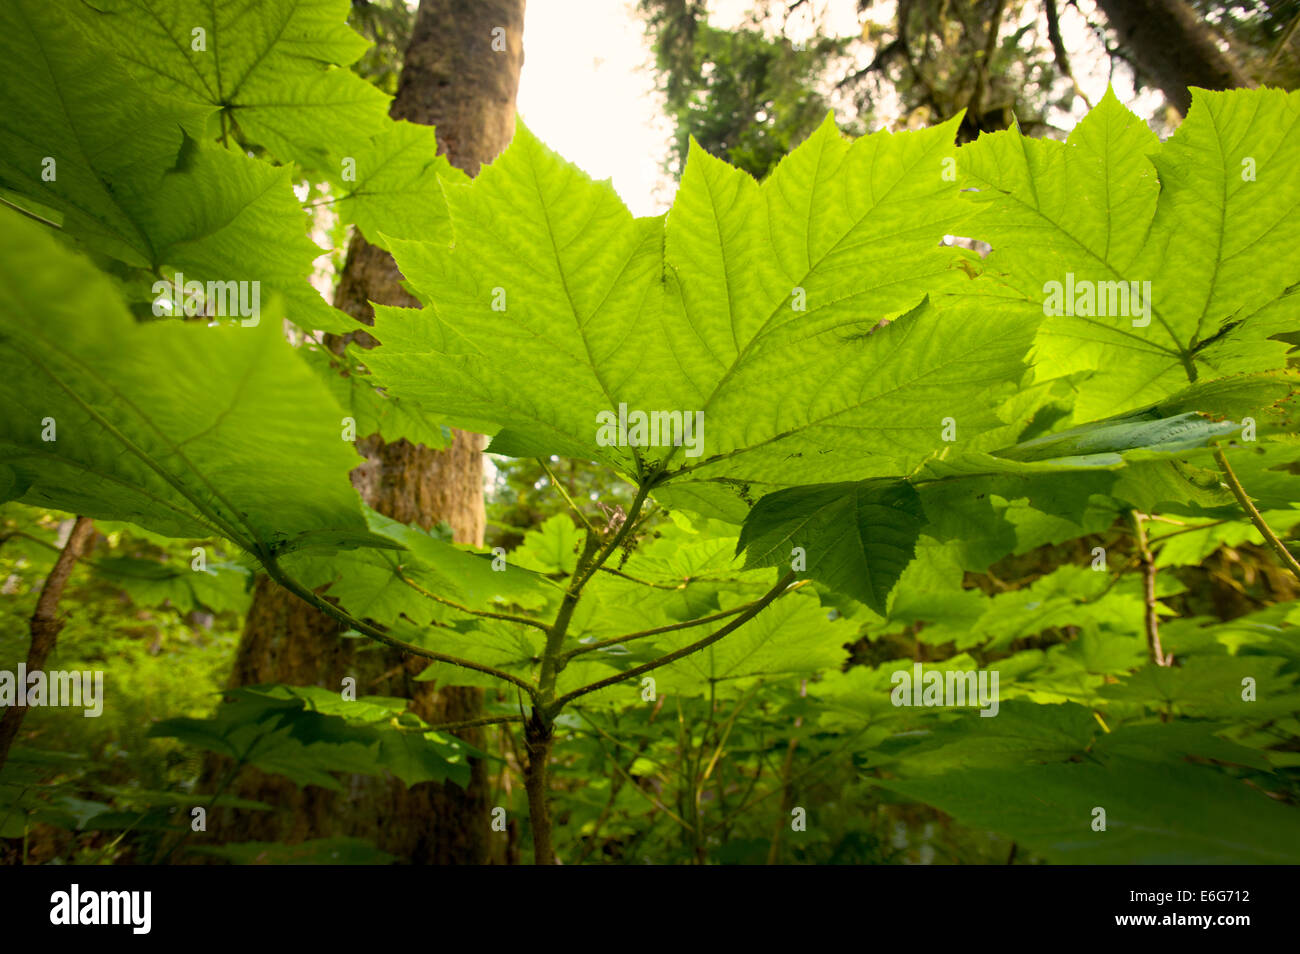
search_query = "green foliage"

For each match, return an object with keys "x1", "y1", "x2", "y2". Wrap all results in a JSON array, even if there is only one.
[
  {"x1": 150, "y1": 686, "x2": 472, "y2": 790},
  {"x1": 737, "y1": 479, "x2": 925, "y2": 611},
  {"x1": 0, "y1": 215, "x2": 379, "y2": 556},
  {"x1": 189, "y1": 837, "x2": 397, "y2": 865},
  {"x1": 961, "y1": 88, "x2": 1300, "y2": 420},
  {"x1": 1, "y1": 0, "x2": 1298, "y2": 865},
  {"x1": 0, "y1": 505, "x2": 245, "y2": 861},
  {"x1": 89, "y1": 0, "x2": 388, "y2": 170},
  {"x1": 0, "y1": 0, "x2": 349, "y2": 331},
  {"x1": 331, "y1": 121, "x2": 470, "y2": 250}
]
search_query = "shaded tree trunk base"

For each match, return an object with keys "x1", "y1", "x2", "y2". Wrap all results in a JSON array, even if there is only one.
[{"x1": 199, "y1": 576, "x2": 494, "y2": 864}]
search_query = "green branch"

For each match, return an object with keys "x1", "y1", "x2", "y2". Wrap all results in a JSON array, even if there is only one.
[
  {"x1": 398, "y1": 573, "x2": 551, "y2": 633},
  {"x1": 538, "y1": 457, "x2": 595, "y2": 532},
  {"x1": 0, "y1": 195, "x2": 61, "y2": 229},
  {"x1": 1214, "y1": 447, "x2": 1300, "y2": 581},
  {"x1": 1128, "y1": 510, "x2": 1169, "y2": 667},
  {"x1": 569, "y1": 478, "x2": 655, "y2": 594},
  {"x1": 426, "y1": 714, "x2": 524, "y2": 733},
  {"x1": 562, "y1": 582, "x2": 809, "y2": 662},
  {"x1": 595, "y1": 565, "x2": 685, "y2": 589},
  {"x1": 262, "y1": 558, "x2": 540, "y2": 700},
  {"x1": 550, "y1": 571, "x2": 799, "y2": 712}
]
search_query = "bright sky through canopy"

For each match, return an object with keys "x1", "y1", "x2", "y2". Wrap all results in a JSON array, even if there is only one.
[
  {"x1": 519, "y1": 1, "x2": 1165, "y2": 215},
  {"x1": 519, "y1": 0, "x2": 674, "y2": 217}
]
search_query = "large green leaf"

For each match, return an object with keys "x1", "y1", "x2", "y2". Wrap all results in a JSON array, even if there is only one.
[
  {"x1": 869, "y1": 701, "x2": 1098, "y2": 775},
  {"x1": 0, "y1": 0, "x2": 348, "y2": 331},
  {"x1": 87, "y1": 0, "x2": 389, "y2": 170},
  {"x1": 282, "y1": 506, "x2": 556, "y2": 632},
  {"x1": 0, "y1": 0, "x2": 203, "y2": 264},
  {"x1": 92, "y1": 555, "x2": 252, "y2": 615},
  {"x1": 880, "y1": 755, "x2": 1300, "y2": 863},
  {"x1": 149, "y1": 685, "x2": 470, "y2": 790},
  {"x1": 0, "y1": 209, "x2": 376, "y2": 555},
  {"x1": 366, "y1": 118, "x2": 1040, "y2": 514},
  {"x1": 301, "y1": 342, "x2": 450, "y2": 450},
  {"x1": 650, "y1": 592, "x2": 852, "y2": 696},
  {"x1": 960, "y1": 87, "x2": 1300, "y2": 419},
  {"x1": 334, "y1": 121, "x2": 469, "y2": 249},
  {"x1": 735, "y1": 478, "x2": 924, "y2": 612},
  {"x1": 732, "y1": 376, "x2": 1288, "y2": 608}
]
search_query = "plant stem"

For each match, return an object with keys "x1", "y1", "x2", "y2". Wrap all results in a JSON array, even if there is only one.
[
  {"x1": 262, "y1": 558, "x2": 540, "y2": 699},
  {"x1": 538, "y1": 458, "x2": 595, "y2": 532},
  {"x1": 536, "y1": 531, "x2": 602, "y2": 702},
  {"x1": 699, "y1": 680, "x2": 762, "y2": 786},
  {"x1": 569, "y1": 479, "x2": 654, "y2": 593},
  {"x1": 426, "y1": 714, "x2": 523, "y2": 733},
  {"x1": 561, "y1": 601, "x2": 756, "y2": 660},
  {"x1": 522, "y1": 709, "x2": 556, "y2": 865},
  {"x1": 595, "y1": 566, "x2": 684, "y2": 589},
  {"x1": 1214, "y1": 447, "x2": 1300, "y2": 580},
  {"x1": 0, "y1": 195, "x2": 62, "y2": 229},
  {"x1": 550, "y1": 571, "x2": 798, "y2": 711},
  {"x1": 1128, "y1": 510, "x2": 1169, "y2": 666},
  {"x1": 398, "y1": 574, "x2": 550, "y2": 632},
  {"x1": 765, "y1": 734, "x2": 801, "y2": 865},
  {"x1": 520, "y1": 477, "x2": 660, "y2": 864}
]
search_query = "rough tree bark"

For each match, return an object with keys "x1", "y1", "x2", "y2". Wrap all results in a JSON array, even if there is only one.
[
  {"x1": 0, "y1": 517, "x2": 95, "y2": 773},
  {"x1": 203, "y1": 0, "x2": 525, "y2": 865},
  {"x1": 1093, "y1": 0, "x2": 1252, "y2": 115}
]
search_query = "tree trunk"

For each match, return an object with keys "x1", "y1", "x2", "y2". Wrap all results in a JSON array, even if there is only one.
[
  {"x1": 203, "y1": 0, "x2": 525, "y2": 865},
  {"x1": 0, "y1": 517, "x2": 95, "y2": 773},
  {"x1": 1093, "y1": 0, "x2": 1252, "y2": 115}
]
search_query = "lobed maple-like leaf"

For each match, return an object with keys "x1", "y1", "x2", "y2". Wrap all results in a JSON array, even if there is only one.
[
  {"x1": 0, "y1": 0, "x2": 349, "y2": 331},
  {"x1": 335, "y1": 121, "x2": 469, "y2": 250},
  {"x1": 87, "y1": 0, "x2": 390, "y2": 171},
  {"x1": 960, "y1": 87, "x2": 1300, "y2": 420},
  {"x1": 366, "y1": 117, "x2": 1040, "y2": 519}
]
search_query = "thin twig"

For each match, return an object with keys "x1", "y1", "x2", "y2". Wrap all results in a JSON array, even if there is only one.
[
  {"x1": 562, "y1": 602, "x2": 759, "y2": 660},
  {"x1": 1045, "y1": 0, "x2": 1093, "y2": 109},
  {"x1": 1128, "y1": 510, "x2": 1169, "y2": 666},
  {"x1": 551, "y1": 572, "x2": 799, "y2": 711},
  {"x1": 538, "y1": 458, "x2": 595, "y2": 533},
  {"x1": 0, "y1": 195, "x2": 61, "y2": 229},
  {"x1": 595, "y1": 566, "x2": 684, "y2": 589},
  {"x1": 1264, "y1": 7, "x2": 1300, "y2": 80},
  {"x1": 397, "y1": 573, "x2": 551, "y2": 633},
  {"x1": 426, "y1": 714, "x2": 524, "y2": 733},
  {"x1": 1214, "y1": 447, "x2": 1300, "y2": 580},
  {"x1": 262, "y1": 559, "x2": 540, "y2": 699},
  {"x1": 569, "y1": 479, "x2": 656, "y2": 594}
]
